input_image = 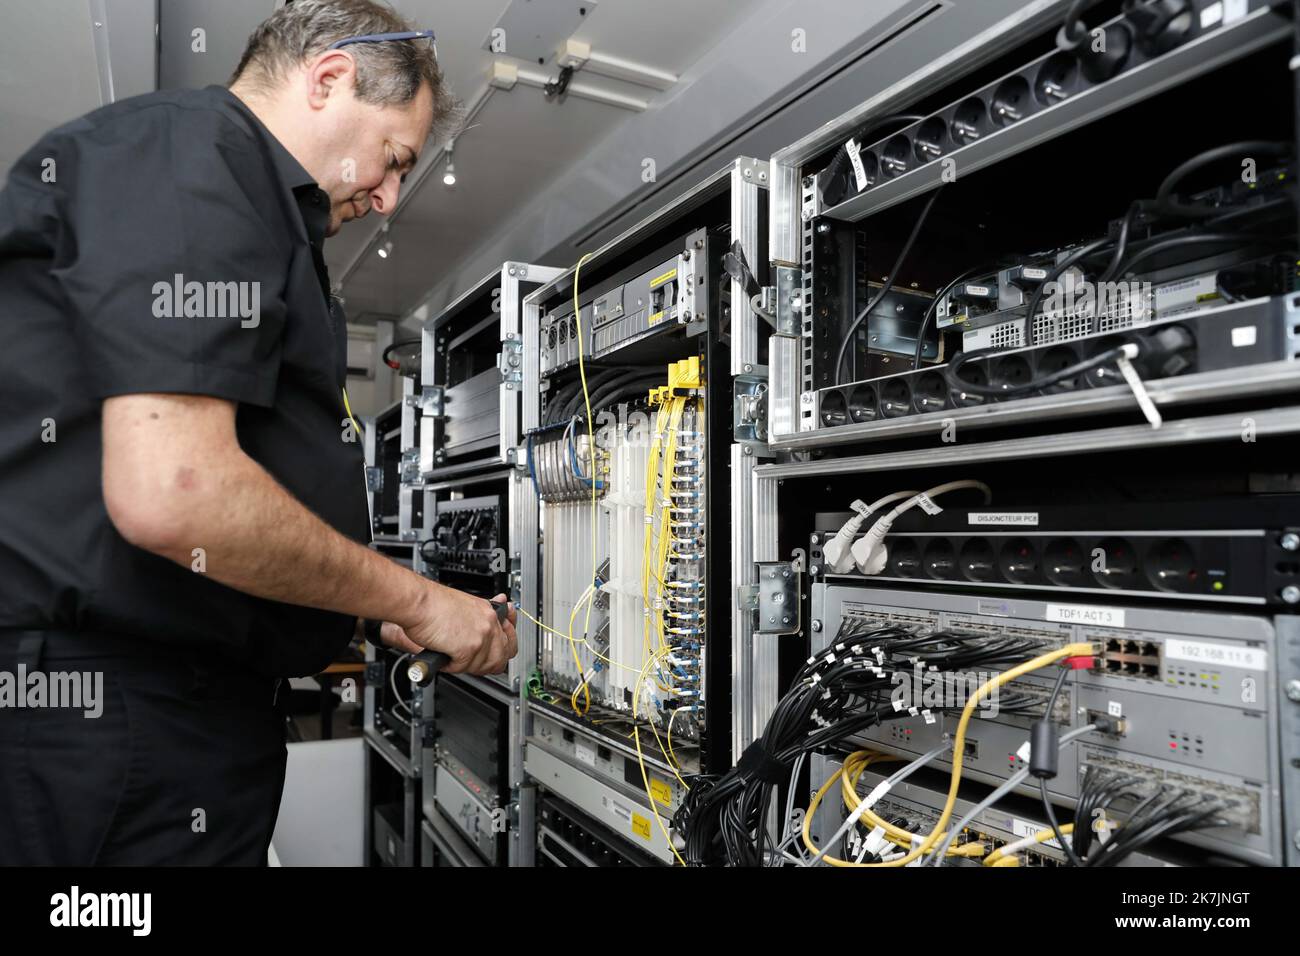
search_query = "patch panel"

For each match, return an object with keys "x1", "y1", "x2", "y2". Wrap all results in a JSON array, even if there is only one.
[
  {"x1": 810, "y1": 761, "x2": 1189, "y2": 867},
  {"x1": 811, "y1": 584, "x2": 1286, "y2": 864}
]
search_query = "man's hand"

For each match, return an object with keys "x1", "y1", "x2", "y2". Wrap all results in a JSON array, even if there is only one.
[
  {"x1": 101, "y1": 393, "x2": 518, "y2": 673},
  {"x1": 388, "y1": 589, "x2": 518, "y2": 675}
]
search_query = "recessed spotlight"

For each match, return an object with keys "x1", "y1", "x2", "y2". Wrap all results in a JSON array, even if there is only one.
[
  {"x1": 443, "y1": 139, "x2": 457, "y2": 187},
  {"x1": 378, "y1": 239, "x2": 393, "y2": 259}
]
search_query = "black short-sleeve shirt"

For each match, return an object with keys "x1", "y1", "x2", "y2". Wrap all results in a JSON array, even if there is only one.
[{"x1": 0, "y1": 85, "x2": 371, "y2": 677}]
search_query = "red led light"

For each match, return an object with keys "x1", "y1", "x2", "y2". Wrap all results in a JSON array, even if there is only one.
[{"x1": 1170, "y1": 742, "x2": 1178, "y2": 749}]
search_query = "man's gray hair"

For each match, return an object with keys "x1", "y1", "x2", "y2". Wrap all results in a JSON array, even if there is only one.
[{"x1": 230, "y1": 0, "x2": 458, "y2": 139}]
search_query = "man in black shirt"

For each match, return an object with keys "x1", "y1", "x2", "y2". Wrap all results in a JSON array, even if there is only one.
[{"x1": 0, "y1": 0, "x2": 515, "y2": 865}]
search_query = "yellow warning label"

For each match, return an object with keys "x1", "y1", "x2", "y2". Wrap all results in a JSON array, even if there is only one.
[
  {"x1": 649, "y1": 268, "x2": 678, "y2": 289},
  {"x1": 648, "y1": 310, "x2": 665, "y2": 325},
  {"x1": 649, "y1": 777, "x2": 672, "y2": 807},
  {"x1": 631, "y1": 813, "x2": 652, "y2": 840}
]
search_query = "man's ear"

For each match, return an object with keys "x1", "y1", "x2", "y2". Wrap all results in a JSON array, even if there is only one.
[{"x1": 305, "y1": 50, "x2": 356, "y2": 109}]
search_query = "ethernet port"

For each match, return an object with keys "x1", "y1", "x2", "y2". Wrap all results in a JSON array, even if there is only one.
[
  {"x1": 1141, "y1": 663, "x2": 1161, "y2": 678},
  {"x1": 1105, "y1": 639, "x2": 1123, "y2": 653},
  {"x1": 1123, "y1": 661, "x2": 1141, "y2": 675},
  {"x1": 1141, "y1": 642, "x2": 1159, "y2": 657},
  {"x1": 1122, "y1": 640, "x2": 1141, "y2": 655},
  {"x1": 1106, "y1": 659, "x2": 1123, "y2": 673}
]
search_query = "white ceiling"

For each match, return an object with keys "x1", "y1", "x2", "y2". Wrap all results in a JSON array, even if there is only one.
[
  {"x1": 325, "y1": 0, "x2": 764, "y2": 322},
  {"x1": 0, "y1": 0, "x2": 155, "y2": 181}
]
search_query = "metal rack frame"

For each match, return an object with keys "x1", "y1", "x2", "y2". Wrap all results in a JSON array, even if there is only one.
[{"x1": 515, "y1": 156, "x2": 769, "y2": 860}]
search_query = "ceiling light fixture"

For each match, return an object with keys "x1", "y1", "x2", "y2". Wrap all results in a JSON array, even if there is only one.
[
  {"x1": 377, "y1": 225, "x2": 393, "y2": 258},
  {"x1": 443, "y1": 139, "x2": 457, "y2": 187}
]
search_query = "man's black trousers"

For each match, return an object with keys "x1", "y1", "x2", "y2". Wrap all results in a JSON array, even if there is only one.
[{"x1": 0, "y1": 631, "x2": 287, "y2": 865}]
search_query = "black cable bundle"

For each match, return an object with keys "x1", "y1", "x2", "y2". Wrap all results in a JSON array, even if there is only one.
[{"x1": 672, "y1": 619, "x2": 1052, "y2": 866}]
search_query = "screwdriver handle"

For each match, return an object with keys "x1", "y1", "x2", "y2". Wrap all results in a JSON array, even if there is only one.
[{"x1": 406, "y1": 600, "x2": 511, "y2": 686}]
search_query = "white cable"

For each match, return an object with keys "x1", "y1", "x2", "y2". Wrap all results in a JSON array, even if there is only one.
[
  {"x1": 821, "y1": 490, "x2": 918, "y2": 573},
  {"x1": 851, "y1": 480, "x2": 992, "y2": 575}
]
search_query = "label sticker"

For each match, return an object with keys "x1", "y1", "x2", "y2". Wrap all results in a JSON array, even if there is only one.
[
  {"x1": 915, "y1": 492, "x2": 943, "y2": 515},
  {"x1": 1013, "y1": 818, "x2": 1060, "y2": 850},
  {"x1": 968, "y1": 512, "x2": 1039, "y2": 526},
  {"x1": 1231, "y1": 326, "x2": 1257, "y2": 347},
  {"x1": 845, "y1": 138, "x2": 868, "y2": 192},
  {"x1": 1223, "y1": 0, "x2": 1247, "y2": 22},
  {"x1": 965, "y1": 284, "x2": 992, "y2": 297},
  {"x1": 575, "y1": 741, "x2": 596, "y2": 768},
  {"x1": 1164, "y1": 638, "x2": 1266, "y2": 671},
  {"x1": 1045, "y1": 603, "x2": 1126, "y2": 628},
  {"x1": 1107, "y1": 701, "x2": 1122, "y2": 718},
  {"x1": 850, "y1": 498, "x2": 872, "y2": 516},
  {"x1": 649, "y1": 268, "x2": 678, "y2": 289},
  {"x1": 648, "y1": 777, "x2": 673, "y2": 808},
  {"x1": 648, "y1": 310, "x2": 665, "y2": 325},
  {"x1": 1022, "y1": 268, "x2": 1048, "y2": 280},
  {"x1": 1200, "y1": 1, "x2": 1224, "y2": 28},
  {"x1": 631, "y1": 813, "x2": 652, "y2": 840}
]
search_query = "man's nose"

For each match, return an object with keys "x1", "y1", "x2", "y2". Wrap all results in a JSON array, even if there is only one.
[{"x1": 369, "y1": 173, "x2": 401, "y2": 217}]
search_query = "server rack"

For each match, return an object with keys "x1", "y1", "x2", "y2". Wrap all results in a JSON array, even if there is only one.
[
  {"x1": 409, "y1": 263, "x2": 562, "y2": 866},
  {"x1": 516, "y1": 156, "x2": 769, "y2": 864},
  {"x1": 725, "y1": 0, "x2": 1300, "y2": 867}
]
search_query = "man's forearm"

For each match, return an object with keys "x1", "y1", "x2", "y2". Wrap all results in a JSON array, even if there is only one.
[{"x1": 148, "y1": 447, "x2": 436, "y2": 629}]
